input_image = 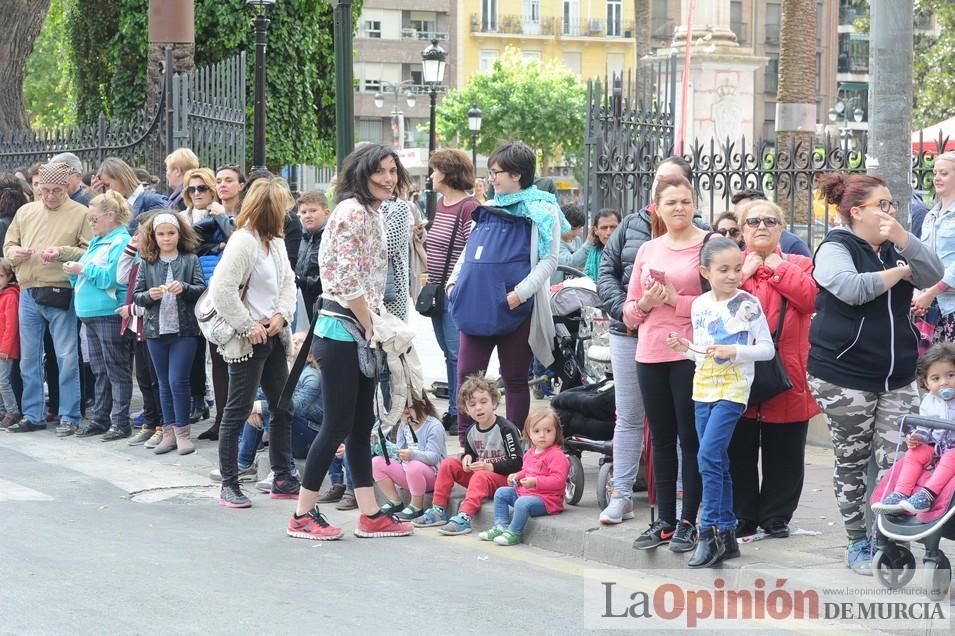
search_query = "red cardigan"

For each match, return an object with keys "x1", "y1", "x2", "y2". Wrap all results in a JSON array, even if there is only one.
[
  {"x1": 0, "y1": 284, "x2": 20, "y2": 359},
  {"x1": 740, "y1": 250, "x2": 820, "y2": 423}
]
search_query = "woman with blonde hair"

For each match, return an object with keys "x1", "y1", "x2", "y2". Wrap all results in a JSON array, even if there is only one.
[
  {"x1": 209, "y1": 176, "x2": 298, "y2": 508},
  {"x1": 63, "y1": 192, "x2": 134, "y2": 440},
  {"x1": 914, "y1": 152, "x2": 955, "y2": 342},
  {"x1": 96, "y1": 157, "x2": 168, "y2": 232},
  {"x1": 182, "y1": 168, "x2": 223, "y2": 225}
]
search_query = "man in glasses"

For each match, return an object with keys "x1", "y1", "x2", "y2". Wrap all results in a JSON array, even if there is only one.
[
  {"x1": 714, "y1": 211, "x2": 745, "y2": 248},
  {"x1": 732, "y1": 189, "x2": 811, "y2": 257}
]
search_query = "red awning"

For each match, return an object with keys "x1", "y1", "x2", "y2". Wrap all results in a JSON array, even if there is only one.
[{"x1": 913, "y1": 116, "x2": 955, "y2": 153}]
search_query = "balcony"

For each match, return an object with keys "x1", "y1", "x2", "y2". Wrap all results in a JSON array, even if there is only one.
[
  {"x1": 400, "y1": 28, "x2": 448, "y2": 41},
  {"x1": 837, "y1": 33, "x2": 869, "y2": 73},
  {"x1": 560, "y1": 18, "x2": 635, "y2": 38},
  {"x1": 469, "y1": 14, "x2": 558, "y2": 36}
]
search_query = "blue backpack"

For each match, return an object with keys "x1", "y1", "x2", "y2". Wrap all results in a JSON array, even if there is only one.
[{"x1": 450, "y1": 206, "x2": 534, "y2": 336}]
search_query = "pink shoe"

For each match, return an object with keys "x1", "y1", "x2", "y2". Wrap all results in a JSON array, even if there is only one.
[
  {"x1": 354, "y1": 513, "x2": 414, "y2": 538},
  {"x1": 288, "y1": 508, "x2": 343, "y2": 541}
]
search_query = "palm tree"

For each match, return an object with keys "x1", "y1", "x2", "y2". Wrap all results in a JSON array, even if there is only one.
[
  {"x1": 634, "y1": 0, "x2": 651, "y2": 69},
  {"x1": 775, "y1": 0, "x2": 817, "y2": 223}
]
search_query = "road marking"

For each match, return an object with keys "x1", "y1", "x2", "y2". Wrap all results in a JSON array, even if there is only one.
[{"x1": 0, "y1": 477, "x2": 54, "y2": 502}]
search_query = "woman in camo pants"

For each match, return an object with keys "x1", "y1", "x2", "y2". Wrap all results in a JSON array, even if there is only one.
[{"x1": 809, "y1": 172, "x2": 943, "y2": 576}]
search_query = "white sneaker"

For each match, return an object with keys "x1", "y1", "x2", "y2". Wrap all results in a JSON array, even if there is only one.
[
  {"x1": 599, "y1": 495, "x2": 634, "y2": 525},
  {"x1": 209, "y1": 459, "x2": 258, "y2": 483}
]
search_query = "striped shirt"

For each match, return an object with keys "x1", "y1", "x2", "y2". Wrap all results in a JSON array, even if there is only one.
[{"x1": 426, "y1": 196, "x2": 477, "y2": 285}]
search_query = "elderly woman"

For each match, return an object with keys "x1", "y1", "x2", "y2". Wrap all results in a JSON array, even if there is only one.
[
  {"x1": 913, "y1": 152, "x2": 955, "y2": 341},
  {"x1": 728, "y1": 199, "x2": 818, "y2": 540},
  {"x1": 97, "y1": 157, "x2": 168, "y2": 232},
  {"x1": 63, "y1": 192, "x2": 133, "y2": 441},
  {"x1": 809, "y1": 172, "x2": 943, "y2": 575}
]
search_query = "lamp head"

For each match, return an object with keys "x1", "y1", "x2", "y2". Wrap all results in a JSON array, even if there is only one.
[
  {"x1": 852, "y1": 107, "x2": 864, "y2": 123},
  {"x1": 468, "y1": 105, "x2": 483, "y2": 133},
  {"x1": 246, "y1": 0, "x2": 276, "y2": 16},
  {"x1": 405, "y1": 91, "x2": 417, "y2": 108},
  {"x1": 374, "y1": 93, "x2": 384, "y2": 109},
  {"x1": 421, "y1": 39, "x2": 448, "y2": 85}
]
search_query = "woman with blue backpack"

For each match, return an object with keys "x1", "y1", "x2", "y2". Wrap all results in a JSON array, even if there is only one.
[{"x1": 447, "y1": 141, "x2": 565, "y2": 446}]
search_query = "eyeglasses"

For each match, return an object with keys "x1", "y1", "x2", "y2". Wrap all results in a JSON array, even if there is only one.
[
  {"x1": 859, "y1": 198, "x2": 900, "y2": 213},
  {"x1": 87, "y1": 214, "x2": 107, "y2": 224},
  {"x1": 487, "y1": 168, "x2": 508, "y2": 179},
  {"x1": 187, "y1": 185, "x2": 211, "y2": 195},
  {"x1": 716, "y1": 227, "x2": 740, "y2": 237},
  {"x1": 743, "y1": 216, "x2": 780, "y2": 228}
]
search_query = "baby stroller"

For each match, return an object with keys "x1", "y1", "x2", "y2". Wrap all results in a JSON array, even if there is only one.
[
  {"x1": 871, "y1": 414, "x2": 955, "y2": 601},
  {"x1": 554, "y1": 378, "x2": 616, "y2": 505}
]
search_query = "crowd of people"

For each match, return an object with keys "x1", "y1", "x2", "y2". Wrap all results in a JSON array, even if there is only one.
[{"x1": 3, "y1": 141, "x2": 955, "y2": 574}]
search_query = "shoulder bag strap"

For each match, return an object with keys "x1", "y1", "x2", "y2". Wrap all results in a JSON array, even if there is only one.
[
  {"x1": 437, "y1": 208, "x2": 464, "y2": 285},
  {"x1": 772, "y1": 297, "x2": 788, "y2": 347}
]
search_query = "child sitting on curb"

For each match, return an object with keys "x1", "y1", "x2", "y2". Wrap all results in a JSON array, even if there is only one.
[
  {"x1": 414, "y1": 374, "x2": 523, "y2": 535},
  {"x1": 480, "y1": 406, "x2": 570, "y2": 545},
  {"x1": 373, "y1": 394, "x2": 448, "y2": 521}
]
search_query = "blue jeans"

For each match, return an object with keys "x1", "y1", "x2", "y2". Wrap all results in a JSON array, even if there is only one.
[
  {"x1": 19, "y1": 290, "x2": 81, "y2": 424},
  {"x1": 146, "y1": 335, "x2": 199, "y2": 427},
  {"x1": 493, "y1": 487, "x2": 548, "y2": 535},
  {"x1": 695, "y1": 400, "x2": 746, "y2": 531},
  {"x1": 430, "y1": 293, "x2": 460, "y2": 417}
]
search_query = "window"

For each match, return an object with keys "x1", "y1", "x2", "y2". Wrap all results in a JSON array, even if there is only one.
[
  {"x1": 409, "y1": 11, "x2": 437, "y2": 37},
  {"x1": 563, "y1": 52, "x2": 582, "y2": 75},
  {"x1": 479, "y1": 50, "x2": 499, "y2": 73},
  {"x1": 363, "y1": 20, "x2": 382, "y2": 38},
  {"x1": 482, "y1": 0, "x2": 498, "y2": 32},
  {"x1": 730, "y1": 0, "x2": 745, "y2": 43},
  {"x1": 766, "y1": 3, "x2": 781, "y2": 44},
  {"x1": 356, "y1": 62, "x2": 401, "y2": 92},
  {"x1": 522, "y1": 50, "x2": 541, "y2": 62},
  {"x1": 358, "y1": 118, "x2": 383, "y2": 143},
  {"x1": 607, "y1": 0, "x2": 623, "y2": 37},
  {"x1": 524, "y1": 0, "x2": 541, "y2": 35},
  {"x1": 765, "y1": 56, "x2": 779, "y2": 95},
  {"x1": 563, "y1": 0, "x2": 580, "y2": 36}
]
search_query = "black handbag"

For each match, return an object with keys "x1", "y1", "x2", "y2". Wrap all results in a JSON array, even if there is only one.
[
  {"x1": 32, "y1": 286, "x2": 73, "y2": 310},
  {"x1": 415, "y1": 212, "x2": 461, "y2": 318},
  {"x1": 747, "y1": 297, "x2": 793, "y2": 407}
]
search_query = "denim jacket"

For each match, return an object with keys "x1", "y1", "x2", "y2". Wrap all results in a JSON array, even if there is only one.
[
  {"x1": 920, "y1": 200, "x2": 955, "y2": 316},
  {"x1": 253, "y1": 366, "x2": 323, "y2": 432}
]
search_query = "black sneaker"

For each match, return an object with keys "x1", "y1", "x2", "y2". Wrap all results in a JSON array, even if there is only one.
[
  {"x1": 7, "y1": 420, "x2": 46, "y2": 433},
  {"x1": 219, "y1": 484, "x2": 252, "y2": 509},
  {"x1": 632, "y1": 519, "x2": 676, "y2": 550},
  {"x1": 101, "y1": 425, "x2": 131, "y2": 442},
  {"x1": 270, "y1": 477, "x2": 301, "y2": 500},
  {"x1": 762, "y1": 518, "x2": 790, "y2": 538},
  {"x1": 76, "y1": 422, "x2": 110, "y2": 438},
  {"x1": 669, "y1": 520, "x2": 699, "y2": 553}
]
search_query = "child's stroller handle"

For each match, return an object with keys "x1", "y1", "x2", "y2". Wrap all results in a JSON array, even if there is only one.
[{"x1": 900, "y1": 414, "x2": 955, "y2": 434}]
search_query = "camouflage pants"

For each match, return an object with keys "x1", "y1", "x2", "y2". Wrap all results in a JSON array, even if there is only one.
[{"x1": 808, "y1": 376, "x2": 918, "y2": 542}]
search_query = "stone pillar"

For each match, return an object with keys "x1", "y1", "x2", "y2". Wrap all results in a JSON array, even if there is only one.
[{"x1": 673, "y1": 0, "x2": 738, "y2": 47}]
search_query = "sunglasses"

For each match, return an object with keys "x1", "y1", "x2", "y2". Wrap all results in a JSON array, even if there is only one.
[
  {"x1": 187, "y1": 185, "x2": 211, "y2": 194},
  {"x1": 716, "y1": 227, "x2": 740, "y2": 237},
  {"x1": 859, "y1": 198, "x2": 900, "y2": 213},
  {"x1": 743, "y1": 217, "x2": 780, "y2": 228}
]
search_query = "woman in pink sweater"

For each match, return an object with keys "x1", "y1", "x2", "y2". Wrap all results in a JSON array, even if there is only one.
[
  {"x1": 480, "y1": 407, "x2": 570, "y2": 546},
  {"x1": 623, "y1": 174, "x2": 708, "y2": 553}
]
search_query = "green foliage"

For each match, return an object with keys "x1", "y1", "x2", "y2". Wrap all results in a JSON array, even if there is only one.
[
  {"x1": 435, "y1": 48, "x2": 586, "y2": 168},
  {"x1": 66, "y1": 0, "x2": 362, "y2": 166},
  {"x1": 913, "y1": 0, "x2": 955, "y2": 130},
  {"x1": 24, "y1": 0, "x2": 77, "y2": 129}
]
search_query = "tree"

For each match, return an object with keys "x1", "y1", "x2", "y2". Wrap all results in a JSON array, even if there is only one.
[
  {"x1": 634, "y1": 0, "x2": 651, "y2": 70},
  {"x1": 0, "y1": 0, "x2": 52, "y2": 129},
  {"x1": 913, "y1": 0, "x2": 955, "y2": 130},
  {"x1": 434, "y1": 48, "x2": 585, "y2": 169},
  {"x1": 774, "y1": 0, "x2": 817, "y2": 223},
  {"x1": 23, "y1": 0, "x2": 76, "y2": 129}
]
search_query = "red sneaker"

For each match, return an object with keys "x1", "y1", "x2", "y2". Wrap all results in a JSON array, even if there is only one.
[
  {"x1": 355, "y1": 513, "x2": 414, "y2": 538},
  {"x1": 287, "y1": 508, "x2": 343, "y2": 541}
]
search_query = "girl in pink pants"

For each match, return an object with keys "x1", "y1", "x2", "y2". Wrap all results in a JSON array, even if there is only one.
[
  {"x1": 873, "y1": 344, "x2": 955, "y2": 516},
  {"x1": 372, "y1": 396, "x2": 448, "y2": 522}
]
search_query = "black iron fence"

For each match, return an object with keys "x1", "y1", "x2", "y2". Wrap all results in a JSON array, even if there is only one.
[{"x1": 0, "y1": 50, "x2": 245, "y2": 185}]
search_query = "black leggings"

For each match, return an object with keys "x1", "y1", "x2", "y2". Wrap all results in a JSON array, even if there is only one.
[
  {"x1": 302, "y1": 338, "x2": 375, "y2": 491},
  {"x1": 189, "y1": 338, "x2": 206, "y2": 399},
  {"x1": 636, "y1": 359, "x2": 701, "y2": 525}
]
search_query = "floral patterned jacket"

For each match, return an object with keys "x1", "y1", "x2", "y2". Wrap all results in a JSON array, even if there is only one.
[{"x1": 319, "y1": 197, "x2": 387, "y2": 310}]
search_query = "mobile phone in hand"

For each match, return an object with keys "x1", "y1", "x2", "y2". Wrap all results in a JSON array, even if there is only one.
[{"x1": 649, "y1": 269, "x2": 666, "y2": 285}]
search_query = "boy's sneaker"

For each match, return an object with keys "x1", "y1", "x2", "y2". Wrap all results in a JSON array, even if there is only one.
[
  {"x1": 412, "y1": 506, "x2": 449, "y2": 528},
  {"x1": 316, "y1": 483, "x2": 346, "y2": 503},
  {"x1": 493, "y1": 529, "x2": 521, "y2": 546},
  {"x1": 270, "y1": 477, "x2": 301, "y2": 500},
  {"x1": 669, "y1": 520, "x2": 699, "y2": 553},
  {"x1": 871, "y1": 491, "x2": 907, "y2": 514},
  {"x1": 287, "y1": 507, "x2": 343, "y2": 541},
  {"x1": 354, "y1": 513, "x2": 414, "y2": 538},
  {"x1": 632, "y1": 519, "x2": 677, "y2": 550},
  {"x1": 143, "y1": 428, "x2": 164, "y2": 449},
  {"x1": 335, "y1": 490, "x2": 358, "y2": 510},
  {"x1": 394, "y1": 505, "x2": 423, "y2": 522},
  {"x1": 845, "y1": 538, "x2": 874, "y2": 576},
  {"x1": 479, "y1": 525, "x2": 507, "y2": 542},
  {"x1": 437, "y1": 513, "x2": 472, "y2": 536},
  {"x1": 599, "y1": 495, "x2": 634, "y2": 525},
  {"x1": 209, "y1": 460, "x2": 258, "y2": 483},
  {"x1": 218, "y1": 484, "x2": 252, "y2": 509},
  {"x1": 127, "y1": 427, "x2": 156, "y2": 446},
  {"x1": 900, "y1": 489, "x2": 935, "y2": 515},
  {"x1": 55, "y1": 421, "x2": 77, "y2": 437}
]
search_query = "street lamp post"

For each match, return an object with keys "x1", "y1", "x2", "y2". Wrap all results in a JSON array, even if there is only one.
[
  {"x1": 422, "y1": 38, "x2": 447, "y2": 222},
  {"x1": 374, "y1": 81, "x2": 416, "y2": 149},
  {"x1": 468, "y1": 105, "x2": 482, "y2": 169},
  {"x1": 247, "y1": 0, "x2": 276, "y2": 172},
  {"x1": 828, "y1": 98, "x2": 865, "y2": 154}
]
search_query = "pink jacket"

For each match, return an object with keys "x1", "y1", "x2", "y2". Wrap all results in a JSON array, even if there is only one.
[{"x1": 515, "y1": 445, "x2": 571, "y2": 514}]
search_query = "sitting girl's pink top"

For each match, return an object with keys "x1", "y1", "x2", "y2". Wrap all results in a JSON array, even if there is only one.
[
  {"x1": 515, "y1": 445, "x2": 571, "y2": 514},
  {"x1": 622, "y1": 236, "x2": 703, "y2": 363}
]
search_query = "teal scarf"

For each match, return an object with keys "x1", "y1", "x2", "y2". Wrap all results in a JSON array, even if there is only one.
[
  {"x1": 584, "y1": 245, "x2": 602, "y2": 282},
  {"x1": 492, "y1": 186, "x2": 570, "y2": 260}
]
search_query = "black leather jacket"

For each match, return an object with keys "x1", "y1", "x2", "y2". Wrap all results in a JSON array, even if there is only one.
[
  {"x1": 133, "y1": 253, "x2": 207, "y2": 338},
  {"x1": 295, "y1": 227, "x2": 323, "y2": 314}
]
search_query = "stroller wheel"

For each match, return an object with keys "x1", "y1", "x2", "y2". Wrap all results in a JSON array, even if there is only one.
[
  {"x1": 565, "y1": 454, "x2": 585, "y2": 506},
  {"x1": 597, "y1": 461, "x2": 613, "y2": 510},
  {"x1": 923, "y1": 553, "x2": 952, "y2": 602},
  {"x1": 872, "y1": 546, "x2": 916, "y2": 589}
]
